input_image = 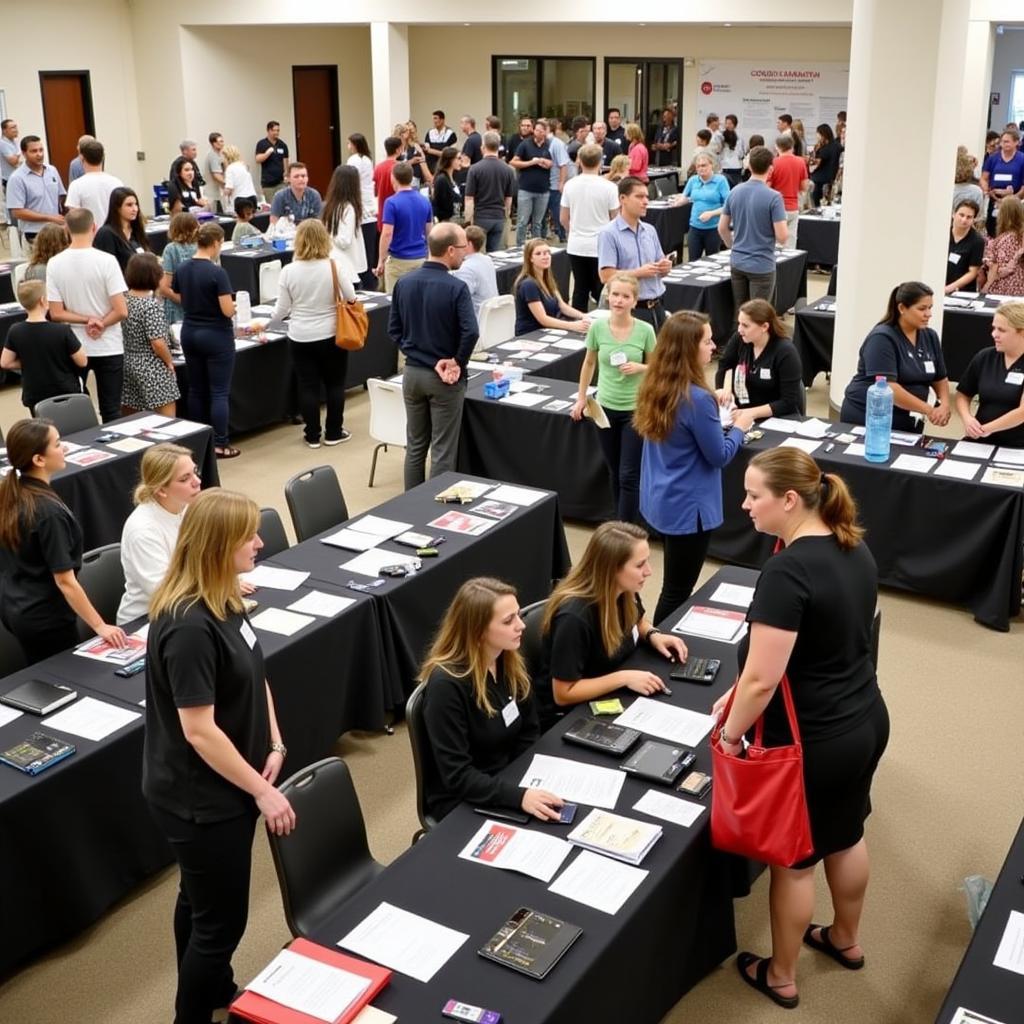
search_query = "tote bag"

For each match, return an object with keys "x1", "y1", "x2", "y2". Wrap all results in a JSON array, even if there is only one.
[{"x1": 330, "y1": 259, "x2": 368, "y2": 351}]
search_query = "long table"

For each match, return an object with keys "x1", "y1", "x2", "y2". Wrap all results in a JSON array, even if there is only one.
[
  {"x1": 0, "y1": 259, "x2": 26, "y2": 303},
  {"x1": 794, "y1": 211, "x2": 841, "y2": 267},
  {"x1": 145, "y1": 213, "x2": 271, "y2": 256},
  {"x1": 644, "y1": 198, "x2": 690, "y2": 255}
]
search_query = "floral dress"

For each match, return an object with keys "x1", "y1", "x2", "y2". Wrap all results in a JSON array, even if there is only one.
[
  {"x1": 121, "y1": 294, "x2": 181, "y2": 410},
  {"x1": 982, "y1": 231, "x2": 1024, "y2": 296}
]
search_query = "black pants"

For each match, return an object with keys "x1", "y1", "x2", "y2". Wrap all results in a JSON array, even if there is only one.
[
  {"x1": 687, "y1": 226, "x2": 721, "y2": 261},
  {"x1": 569, "y1": 254, "x2": 604, "y2": 312},
  {"x1": 634, "y1": 302, "x2": 667, "y2": 334},
  {"x1": 596, "y1": 406, "x2": 643, "y2": 522},
  {"x1": 811, "y1": 179, "x2": 829, "y2": 207},
  {"x1": 150, "y1": 805, "x2": 257, "y2": 1024},
  {"x1": 359, "y1": 222, "x2": 379, "y2": 290},
  {"x1": 655, "y1": 526, "x2": 712, "y2": 624},
  {"x1": 290, "y1": 337, "x2": 349, "y2": 443},
  {"x1": 80, "y1": 354, "x2": 125, "y2": 423}
]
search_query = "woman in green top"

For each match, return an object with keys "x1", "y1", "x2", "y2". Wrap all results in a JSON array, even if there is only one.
[
  {"x1": 570, "y1": 273, "x2": 655, "y2": 522},
  {"x1": 158, "y1": 212, "x2": 199, "y2": 327}
]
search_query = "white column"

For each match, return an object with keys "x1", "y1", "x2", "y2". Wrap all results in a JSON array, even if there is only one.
[
  {"x1": 960, "y1": 20, "x2": 996, "y2": 159},
  {"x1": 830, "y1": 0, "x2": 972, "y2": 411},
  {"x1": 370, "y1": 22, "x2": 410, "y2": 159}
]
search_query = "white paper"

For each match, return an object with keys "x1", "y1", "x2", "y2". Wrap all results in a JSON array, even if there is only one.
[
  {"x1": 851, "y1": 425, "x2": 866, "y2": 436},
  {"x1": 508, "y1": 380, "x2": 538, "y2": 392},
  {"x1": 548, "y1": 849, "x2": 648, "y2": 915},
  {"x1": 792, "y1": 417, "x2": 830, "y2": 438},
  {"x1": 672, "y1": 605, "x2": 747, "y2": 643},
  {"x1": 467, "y1": 360, "x2": 495, "y2": 371},
  {"x1": 613, "y1": 697, "x2": 715, "y2": 747},
  {"x1": 982, "y1": 466, "x2": 1024, "y2": 488},
  {"x1": 501, "y1": 391, "x2": 549, "y2": 407},
  {"x1": 246, "y1": 948, "x2": 370, "y2": 1023},
  {"x1": 156, "y1": 419, "x2": 206, "y2": 437},
  {"x1": 633, "y1": 789, "x2": 706, "y2": 828},
  {"x1": 891, "y1": 453, "x2": 935, "y2": 474},
  {"x1": 696, "y1": 274, "x2": 719, "y2": 282},
  {"x1": 845, "y1": 442, "x2": 866, "y2": 457},
  {"x1": 352, "y1": 1009, "x2": 397, "y2": 1024},
  {"x1": 758, "y1": 417, "x2": 800, "y2": 433},
  {"x1": 64, "y1": 448, "x2": 117, "y2": 466},
  {"x1": 993, "y1": 909, "x2": 1024, "y2": 976},
  {"x1": 933, "y1": 459, "x2": 980, "y2": 481},
  {"x1": 710, "y1": 582, "x2": 755, "y2": 608},
  {"x1": 552, "y1": 338, "x2": 586, "y2": 351},
  {"x1": 347, "y1": 515, "x2": 414, "y2": 539},
  {"x1": 340, "y1": 548, "x2": 420, "y2": 577},
  {"x1": 42, "y1": 696, "x2": 140, "y2": 741},
  {"x1": 486, "y1": 484, "x2": 546, "y2": 506},
  {"x1": 519, "y1": 753, "x2": 626, "y2": 809},
  {"x1": 338, "y1": 902, "x2": 469, "y2": 984},
  {"x1": 444, "y1": 479, "x2": 493, "y2": 498},
  {"x1": 106, "y1": 436, "x2": 153, "y2": 453},
  {"x1": 102, "y1": 420, "x2": 145, "y2": 436},
  {"x1": 0, "y1": 705, "x2": 24, "y2": 728},
  {"x1": 995, "y1": 447, "x2": 1024, "y2": 466},
  {"x1": 949, "y1": 1008, "x2": 1008, "y2": 1024},
  {"x1": 320, "y1": 528, "x2": 381, "y2": 552},
  {"x1": 458, "y1": 819, "x2": 573, "y2": 882},
  {"x1": 240, "y1": 565, "x2": 310, "y2": 591},
  {"x1": 287, "y1": 591, "x2": 356, "y2": 617},
  {"x1": 532, "y1": 352, "x2": 561, "y2": 363},
  {"x1": 249, "y1": 607, "x2": 316, "y2": 637},
  {"x1": 779, "y1": 437, "x2": 822, "y2": 454}
]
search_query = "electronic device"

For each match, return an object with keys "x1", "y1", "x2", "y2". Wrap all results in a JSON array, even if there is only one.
[
  {"x1": 0, "y1": 679, "x2": 78, "y2": 716},
  {"x1": 620, "y1": 739, "x2": 696, "y2": 785},
  {"x1": 473, "y1": 806, "x2": 530, "y2": 825},
  {"x1": 677, "y1": 770, "x2": 712, "y2": 799},
  {"x1": 114, "y1": 658, "x2": 146, "y2": 678},
  {"x1": 562, "y1": 716, "x2": 641, "y2": 757},
  {"x1": 0, "y1": 732, "x2": 76, "y2": 775},
  {"x1": 442, "y1": 1000, "x2": 502, "y2": 1024},
  {"x1": 379, "y1": 563, "x2": 416, "y2": 577},
  {"x1": 558, "y1": 802, "x2": 578, "y2": 824},
  {"x1": 670, "y1": 657, "x2": 721, "y2": 685}
]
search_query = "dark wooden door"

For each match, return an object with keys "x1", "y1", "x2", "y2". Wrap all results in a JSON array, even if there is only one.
[
  {"x1": 39, "y1": 72, "x2": 95, "y2": 183},
  {"x1": 292, "y1": 66, "x2": 340, "y2": 196}
]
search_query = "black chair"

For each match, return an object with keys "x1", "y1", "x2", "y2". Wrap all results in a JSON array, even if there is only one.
[
  {"x1": 267, "y1": 757, "x2": 384, "y2": 939},
  {"x1": 518, "y1": 598, "x2": 547, "y2": 680},
  {"x1": 0, "y1": 620, "x2": 27, "y2": 678},
  {"x1": 647, "y1": 181, "x2": 659, "y2": 200},
  {"x1": 405, "y1": 681, "x2": 442, "y2": 843},
  {"x1": 75, "y1": 543, "x2": 125, "y2": 642},
  {"x1": 35, "y1": 393, "x2": 99, "y2": 435},
  {"x1": 257, "y1": 507, "x2": 289, "y2": 561},
  {"x1": 284, "y1": 465, "x2": 349, "y2": 542}
]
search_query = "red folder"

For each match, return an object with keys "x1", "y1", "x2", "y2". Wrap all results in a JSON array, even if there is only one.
[{"x1": 230, "y1": 937, "x2": 392, "y2": 1024}]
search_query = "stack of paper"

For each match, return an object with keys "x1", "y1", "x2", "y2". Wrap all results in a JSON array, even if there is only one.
[
  {"x1": 613, "y1": 697, "x2": 716, "y2": 747},
  {"x1": 519, "y1": 753, "x2": 626, "y2": 809},
  {"x1": 458, "y1": 819, "x2": 573, "y2": 882},
  {"x1": 566, "y1": 809, "x2": 662, "y2": 865},
  {"x1": 321, "y1": 516, "x2": 413, "y2": 552},
  {"x1": 671, "y1": 604, "x2": 747, "y2": 643},
  {"x1": 241, "y1": 565, "x2": 310, "y2": 591},
  {"x1": 633, "y1": 789, "x2": 705, "y2": 828},
  {"x1": 42, "y1": 696, "x2": 141, "y2": 741}
]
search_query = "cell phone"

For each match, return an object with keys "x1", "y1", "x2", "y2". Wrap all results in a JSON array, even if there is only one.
[
  {"x1": 473, "y1": 806, "x2": 530, "y2": 825},
  {"x1": 557, "y1": 802, "x2": 578, "y2": 824},
  {"x1": 442, "y1": 1000, "x2": 502, "y2": 1024}
]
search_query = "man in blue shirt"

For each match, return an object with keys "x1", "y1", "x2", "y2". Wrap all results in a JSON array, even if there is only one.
[
  {"x1": 547, "y1": 131, "x2": 570, "y2": 243},
  {"x1": 5, "y1": 136, "x2": 66, "y2": 246},
  {"x1": 389, "y1": 223, "x2": 479, "y2": 489},
  {"x1": 718, "y1": 146, "x2": 788, "y2": 308},
  {"x1": 597, "y1": 177, "x2": 673, "y2": 330},
  {"x1": 269, "y1": 163, "x2": 323, "y2": 227},
  {"x1": 981, "y1": 128, "x2": 1024, "y2": 236},
  {"x1": 375, "y1": 161, "x2": 432, "y2": 294},
  {"x1": 511, "y1": 119, "x2": 554, "y2": 245}
]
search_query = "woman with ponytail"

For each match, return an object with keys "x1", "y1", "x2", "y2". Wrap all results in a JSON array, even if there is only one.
[
  {"x1": 0, "y1": 418, "x2": 127, "y2": 663},
  {"x1": 715, "y1": 447, "x2": 889, "y2": 1010}
]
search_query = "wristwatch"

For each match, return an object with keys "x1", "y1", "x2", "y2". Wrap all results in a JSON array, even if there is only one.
[{"x1": 270, "y1": 741, "x2": 287, "y2": 758}]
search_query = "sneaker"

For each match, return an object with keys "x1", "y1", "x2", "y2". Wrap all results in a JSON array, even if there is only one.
[
  {"x1": 305, "y1": 439, "x2": 321, "y2": 449},
  {"x1": 324, "y1": 430, "x2": 351, "y2": 446}
]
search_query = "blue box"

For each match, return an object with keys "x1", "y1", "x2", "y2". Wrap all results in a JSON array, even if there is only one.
[{"x1": 483, "y1": 378, "x2": 510, "y2": 399}]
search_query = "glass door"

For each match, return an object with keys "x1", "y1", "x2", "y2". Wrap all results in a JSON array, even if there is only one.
[{"x1": 604, "y1": 58, "x2": 682, "y2": 139}]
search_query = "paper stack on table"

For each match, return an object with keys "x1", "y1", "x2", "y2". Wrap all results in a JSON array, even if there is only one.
[
  {"x1": 240, "y1": 565, "x2": 310, "y2": 591},
  {"x1": 42, "y1": 696, "x2": 140, "y2": 741},
  {"x1": 672, "y1": 604, "x2": 747, "y2": 643},
  {"x1": 458, "y1": 819, "x2": 573, "y2": 882},
  {"x1": 519, "y1": 753, "x2": 625, "y2": 809},
  {"x1": 566, "y1": 808, "x2": 662, "y2": 865},
  {"x1": 613, "y1": 697, "x2": 715, "y2": 747},
  {"x1": 633, "y1": 789, "x2": 705, "y2": 828}
]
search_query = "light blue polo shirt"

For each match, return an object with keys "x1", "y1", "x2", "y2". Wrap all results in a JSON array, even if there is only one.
[
  {"x1": 0, "y1": 137, "x2": 19, "y2": 183},
  {"x1": 682, "y1": 173, "x2": 730, "y2": 230},
  {"x1": 5, "y1": 163, "x2": 66, "y2": 234},
  {"x1": 597, "y1": 215, "x2": 666, "y2": 300},
  {"x1": 549, "y1": 136, "x2": 570, "y2": 190}
]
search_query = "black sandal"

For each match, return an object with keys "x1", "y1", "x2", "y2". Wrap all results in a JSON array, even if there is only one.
[
  {"x1": 803, "y1": 924, "x2": 865, "y2": 970},
  {"x1": 215, "y1": 446, "x2": 241, "y2": 459},
  {"x1": 736, "y1": 952, "x2": 799, "y2": 1009}
]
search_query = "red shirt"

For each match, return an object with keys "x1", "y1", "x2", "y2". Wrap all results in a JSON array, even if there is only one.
[
  {"x1": 373, "y1": 158, "x2": 397, "y2": 229},
  {"x1": 628, "y1": 142, "x2": 649, "y2": 183},
  {"x1": 767, "y1": 153, "x2": 808, "y2": 211}
]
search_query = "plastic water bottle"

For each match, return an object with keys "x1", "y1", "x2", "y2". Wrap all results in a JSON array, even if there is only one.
[
  {"x1": 864, "y1": 376, "x2": 893, "y2": 463},
  {"x1": 235, "y1": 290, "x2": 252, "y2": 326}
]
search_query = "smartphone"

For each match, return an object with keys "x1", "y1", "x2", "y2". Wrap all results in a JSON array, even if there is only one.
[
  {"x1": 473, "y1": 806, "x2": 530, "y2": 825},
  {"x1": 557, "y1": 802, "x2": 578, "y2": 824}
]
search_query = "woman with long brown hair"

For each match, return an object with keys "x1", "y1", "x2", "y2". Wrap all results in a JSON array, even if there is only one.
[
  {"x1": 716, "y1": 448, "x2": 889, "y2": 1009},
  {"x1": 513, "y1": 238, "x2": 590, "y2": 336},
  {"x1": 981, "y1": 194, "x2": 1024, "y2": 296},
  {"x1": 321, "y1": 164, "x2": 367, "y2": 287},
  {"x1": 22, "y1": 222, "x2": 68, "y2": 282},
  {"x1": 93, "y1": 186, "x2": 151, "y2": 273},
  {"x1": 419, "y1": 577, "x2": 561, "y2": 821},
  {"x1": 635, "y1": 312, "x2": 754, "y2": 622}
]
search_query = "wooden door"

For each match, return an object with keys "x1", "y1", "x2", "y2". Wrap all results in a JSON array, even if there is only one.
[
  {"x1": 39, "y1": 72, "x2": 94, "y2": 183},
  {"x1": 292, "y1": 66, "x2": 340, "y2": 196}
]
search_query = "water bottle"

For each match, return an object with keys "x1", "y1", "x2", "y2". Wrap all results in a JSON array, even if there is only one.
[
  {"x1": 864, "y1": 376, "x2": 893, "y2": 463},
  {"x1": 235, "y1": 290, "x2": 252, "y2": 326}
]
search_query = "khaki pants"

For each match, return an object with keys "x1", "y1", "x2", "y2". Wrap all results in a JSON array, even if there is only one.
[
  {"x1": 384, "y1": 256, "x2": 424, "y2": 294},
  {"x1": 784, "y1": 210, "x2": 799, "y2": 250},
  {"x1": 262, "y1": 183, "x2": 285, "y2": 204}
]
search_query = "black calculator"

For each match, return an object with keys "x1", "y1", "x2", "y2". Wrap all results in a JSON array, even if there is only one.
[{"x1": 670, "y1": 657, "x2": 721, "y2": 684}]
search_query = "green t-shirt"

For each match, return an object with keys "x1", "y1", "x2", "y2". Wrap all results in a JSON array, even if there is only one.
[{"x1": 585, "y1": 317, "x2": 657, "y2": 411}]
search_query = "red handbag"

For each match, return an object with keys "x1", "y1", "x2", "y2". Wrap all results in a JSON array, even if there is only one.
[{"x1": 710, "y1": 673, "x2": 814, "y2": 868}]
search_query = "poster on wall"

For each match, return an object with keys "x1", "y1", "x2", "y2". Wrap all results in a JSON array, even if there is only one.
[{"x1": 697, "y1": 60, "x2": 849, "y2": 141}]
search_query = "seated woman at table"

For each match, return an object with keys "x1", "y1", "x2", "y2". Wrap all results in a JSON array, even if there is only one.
[
  {"x1": 716, "y1": 447, "x2": 889, "y2": 1009},
  {"x1": 22, "y1": 223, "x2": 68, "y2": 282},
  {"x1": 0, "y1": 418, "x2": 127, "y2": 664},
  {"x1": 945, "y1": 199, "x2": 985, "y2": 295},
  {"x1": 221, "y1": 144, "x2": 259, "y2": 208},
  {"x1": 419, "y1": 577, "x2": 562, "y2": 822},
  {"x1": 94, "y1": 187, "x2": 152, "y2": 273},
  {"x1": 954, "y1": 301, "x2": 1024, "y2": 448},
  {"x1": 625, "y1": 122, "x2": 649, "y2": 183},
  {"x1": 839, "y1": 281, "x2": 951, "y2": 433},
  {"x1": 231, "y1": 197, "x2": 262, "y2": 243},
  {"x1": 536, "y1": 521, "x2": 687, "y2": 731},
  {"x1": 981, "y1": 196, "x2": 1024, "y2": 297},
  {"x1": 158, "y1": 212, "x2": 199, "y2": 327},
  {"x1": 513, "y1": 239, "x2": 590, "y2": 336},
  {"x1": 679, "y1": 153, "x2": 730, "y2": 261},
  {"x1": 116, "y1": 443, "x2": 200, "y2": 625},
  {"x1": 570, "y1": 273, "x2": 654, "y2": 523},
  {"x1": 167, "y1": 157, "x2": 209, "y2": 215},
  {"x1": 715, "y1": 299, "x2": 804, "y2": 421}
]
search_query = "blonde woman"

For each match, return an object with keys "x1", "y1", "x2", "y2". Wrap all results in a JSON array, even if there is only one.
[
  {"x1": 22, "y1": 223, "x2": 68, "y2": 282},
  {"x1": 607, "y1": 154, "x2": 631, "y2": 184},
  {"x1": 396, "y1": 120, "x2": 432, "y2": 187},
  {"x1": 626, "y1": 123, "x2": 649, "y2": 182},
  {"x1": 513, "y1": 238, "x2": 590, "y2": 336},
  {"x1": 221, "y1": 144, "x2": 258, "y2": 207},
  {"x1": 143, "y1": 489, "x2": 294, "y2": 1024},
  {"x1": 419, "y1": 577, "x2": 561, "y2": 821},
  {"x1": 536, "y1": 521, "x2": 687, "y2": 729}
]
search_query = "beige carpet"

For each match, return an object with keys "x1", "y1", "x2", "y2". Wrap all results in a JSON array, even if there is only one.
[{"x1": 0, "y1": 275, "x2": 1021, "y2": 1023}]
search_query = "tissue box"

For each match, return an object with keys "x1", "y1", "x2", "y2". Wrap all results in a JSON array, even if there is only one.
[{"x1": 484, "y1": 378, "x2": 511, "y2": 399}]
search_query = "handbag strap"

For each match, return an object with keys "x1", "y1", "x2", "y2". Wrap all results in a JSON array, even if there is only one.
[
  {"x1": 328, "y1": 258, "x2": 343, "y2": 304},
  {"x1": 753, "y1": 673, "x2": 802, "y2": 748}
]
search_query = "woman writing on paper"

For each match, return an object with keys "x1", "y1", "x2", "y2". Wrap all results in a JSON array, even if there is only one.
[
  {"x1": 0, "y1": 418, "x2": 127, "y2": 663},
  {"x1": 570, "y1": 273, "x2": 654, "y2": 523},
  {"x1": 536, "y1": 521, "x2": 687, "y2": 731},
  {"x1": 954, "y1": 301, "x2": 1024, "y2": 448},
  {"x1": 714, "y1": 447, "x2": 889, "y2": 1010},
  {"x1": 513, "y1": 239, "x2": 590, "y2": 336},
  {"x1": 144, "y1": 489, "x2": 295, "y2": 1024},
  {"x1": 419, "y1": 577, "x2": 562, "y2": 822}
]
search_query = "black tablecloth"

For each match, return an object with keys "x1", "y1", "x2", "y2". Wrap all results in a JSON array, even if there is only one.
[
  {"x1": 711, "y1": 423, "x2": 1024, "y2": 631},
  {"x1": 795, "y1": 214, "x2": 840, "y2": 267},
  {"x1": 302, "y1": 567, "x2": 757, "y2": 1024},
  {"x1": 791, "y1": 296, "x2": 837, "y2": 385},
  {"x1": 492, "y1": 248, "x2": 571, "y2": 299},
  {"x1": 0, "y1": 260, "x2": 26, "y2": 303},
  {"x1": 644, "y1": 201, "x2": 689, "y2": 255},
  {"x1": 220, "y1": 243, "x2": 295, "y2": 299},
  {"x1": 0, "y1": 305, "x2": 27, "y2": 385},
  {"x1": 936, "y1": 817, "x2": 1024, "y2": 1023}
]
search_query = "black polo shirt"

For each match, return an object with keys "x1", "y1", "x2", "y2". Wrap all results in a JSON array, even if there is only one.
[
  {"x1": 957, "y1": 347, "x2": 1024, "y2": 447},
  {"x1": 256, "y1": 137, "x2": 289, "y2": 187},
  {"x1": 514, "y1": 139, "x2": 552, "y2": 194},
  {"x1": 946, "y1": 229, "x2": 985, "y2": 288},
  {"x1": 461, "y1": 131, "x2": 483, "y2": 166},
  {"x1": 714, "y1": 333, "x2": 805, "y2": 417}
]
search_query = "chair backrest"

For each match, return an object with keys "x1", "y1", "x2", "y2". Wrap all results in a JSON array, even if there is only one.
[
  {"x1": 519, "y1": 598, "x2": 548, "y2": 681},
  {"x1": 76, "y1": 543, "x2": 125, "y2": 642},
  {"x1": 405, "y1": 681, "x2": 442, "y2": 836},
  {"x1": 284, "y1": 465, "x2": 349, "y2": 542},
  {"x1": 0, "y1": 620, "x2": 28, "y2": 678},
  {"x1": 257, "y1": 507, "x2": 289, "y2": 560},
  {"x1": 647, "y1": 181, "x2": 659, "y2": 200},
  {"x1": 12, "y1": 261, "x2": 28, "y2": 292},
  {"x1": 655, "y1": 176, "x2": 676, "y2": 198},
  {"x1": 366, "y1": 377, "x2": 407, "y2": 448},
  {"x1": 476, "y1": 294, "x2": 516, "y2": 352},
  {"x1": 35, "y1": 393, "x2": 98, "y2": 435},
  {"x1": 267, "y1": 757, "x2": 380, "y2": 937},
  {"x1": 259, "y1": 258, "x2": 283, "y2": 303}
]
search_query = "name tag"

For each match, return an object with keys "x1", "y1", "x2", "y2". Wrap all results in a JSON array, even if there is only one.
[
  {"x1": 631, "y1": 624, "x2": 640, "y2": 645},
  {"x1": 993, "y1": 173, "x2": 1013, "y2": 182},
  {"x1": 759, "y1": 367, "x2": 772, "y2": 380},
  {"x1": 135, "y1": 246, "x2": 145, "y2": 254},
  {"x1": 610, "y1": 349, "x2": 627, "y2": 367},
  {"x1": 1006, "y1": 371, "x2": 1024, "y2": 386},
  {"x1": 276, "y1": 148, "x2": 285, "y2": 155},
  {"x1": 501, "y1": 700, "x2": 520, "y2": 727},
  {"x1": 924, "y1": 360, "x2": 935, "y2": 374},
  {"x1": 948, "y1": 252, "x2": 961, "y2": 265},
  {"x1": 240, "y1": 620, "x2": 257, "y2": 649}
]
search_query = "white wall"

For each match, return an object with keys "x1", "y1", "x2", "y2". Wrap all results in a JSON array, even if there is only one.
[{"x1": 989, "y1": 26, "x2": 1024, "y2": 129}]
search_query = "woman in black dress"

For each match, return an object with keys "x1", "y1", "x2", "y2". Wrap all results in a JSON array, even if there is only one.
[
  {"x1": 94, "y1": 186, "x2": 152, "y2": 272},
  {"x1": 430, "y1": 147, "x2": 461, "y2": 223},
  {"x1": 716, "y1": 447, "x2": 889, "y2": 1009},
  {"x1": 808, "y1": 124, "x2": 842, "y2": 207}
]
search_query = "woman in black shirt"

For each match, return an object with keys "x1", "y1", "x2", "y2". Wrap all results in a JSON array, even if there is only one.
[
  {"x1": 537, "y1": 521, "x2": 687, "y2": 730},
  {"x1": 808, "y1": 124, "x2": 841, "y2": 207},
  {"x1": 945, "y1": 200, "x2": 985, "y2": 294},
  {"x1": 715, "y1": 299, "x2": 805, "y2": 420},
  {"x1": 94, "y1": 186, "x2": 152, "y2": 272},
  {"x1": 419, "y1": 577, "x2": 561, "y2": 822},
  {"x1": 167, "y1": 157, "x2": 209, "y2": 215},
  {"x1": 144, "y1": 488, "x2": 294, "y2": 1024},
  {"x1": 431, "y1": 146, "x2": 461, "y2": 223},
  {"x1": 716, "y1": 448, "x2": 889, "y2": 1010},
  {"x1": 954, "y1": 301, "x2": 1024, "y2": 447},
  {"x1": 0, "y1": 418, "x2": 127, "y2": 663}
]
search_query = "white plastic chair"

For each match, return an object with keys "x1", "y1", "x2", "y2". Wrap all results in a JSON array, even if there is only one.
[
  {"x1": 366, "y1": 377, "x2": 407, "y2": 486},
  {"x1": 12, "y1": 261, "x2": 28, "y2": 293},
  {"x1": 475, "y1": 294, "x2": 515, "y2": 352},
  {"x1": 259, "y1": 259, "x2": 282, "y2": 304}
]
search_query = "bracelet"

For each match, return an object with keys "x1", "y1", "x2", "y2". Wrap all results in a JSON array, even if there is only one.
[
  {"x1": 645, "y1": 627, "x2": 663, "y2": 644},
  {"x1": 719, "y1": 728, "x2": 740, "y2": 746},
  {"x1": 270, "y1": 741, "x2": 287, "y2": 758}
]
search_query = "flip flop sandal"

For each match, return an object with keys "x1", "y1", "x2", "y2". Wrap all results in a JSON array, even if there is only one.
[
  {"x1": 215, "y1": 446, "x2": 242, "y2": 459},
  {"x1": 803, "y1": 924, "x2": 865, "y2": 970},
  {"x1": 736, "y1": 952, "x2": 799, "y2": 1009}
]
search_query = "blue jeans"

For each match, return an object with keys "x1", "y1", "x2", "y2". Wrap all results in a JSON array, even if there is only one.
[
  {"x1": 687, "y1": 226, "x2": 721, "y2": 261},
  {"x1": 516, "y1": 190, "x2": 547, "y2": 245},
  {"x1": 547, "y1": 190, "x2": 566, "y2": 241},
  {"x1": 475, "y1": 217, "x2": 506, "y2": 253},
  {"x1": 181, "y1": 324, "x2": 236, "y2": 446},
  {"x1": 596, "y1": 406, "x2": 643, "y2": 523}
]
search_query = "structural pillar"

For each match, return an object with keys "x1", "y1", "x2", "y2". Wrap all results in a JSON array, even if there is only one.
[
  {"x1": 370, "y1": 22, "x2": 410, "y2": 160},
  {"x1": 960, "y1": 20, "x2": 997, "y2": 159}
]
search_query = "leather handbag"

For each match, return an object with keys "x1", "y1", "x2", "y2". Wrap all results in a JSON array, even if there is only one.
[
  {"x1": 330, "y1": 259, "x2": 368, "y2": 351},
  {"x1": 710, "y1": 672, "x2": 814, "y2": 868}
]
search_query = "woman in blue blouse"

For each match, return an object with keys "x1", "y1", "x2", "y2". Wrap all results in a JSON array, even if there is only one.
[
  {"x1": 678, "y1": 153, "x2": 730, "y2": 261},
  {"x1": 634, "y1": 311, "x2": 755, "y2": 622}
]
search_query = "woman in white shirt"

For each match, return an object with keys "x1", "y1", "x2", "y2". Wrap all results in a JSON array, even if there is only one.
[
  {"x1": 220, "y1": 144, "x2": 259, "y2": 206},
  {"x1": 273, "y1": 219, "x2": 357, "y2": 448},
  {"x1": 117, "y1": 444, "x2": 201, "y2": 624},
  {"x1": 321, "y1": 165, "x2": 367, "y2": 287},
  {"x1": 346, "y1": 133, "x2": 378, "y2": 289}
]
